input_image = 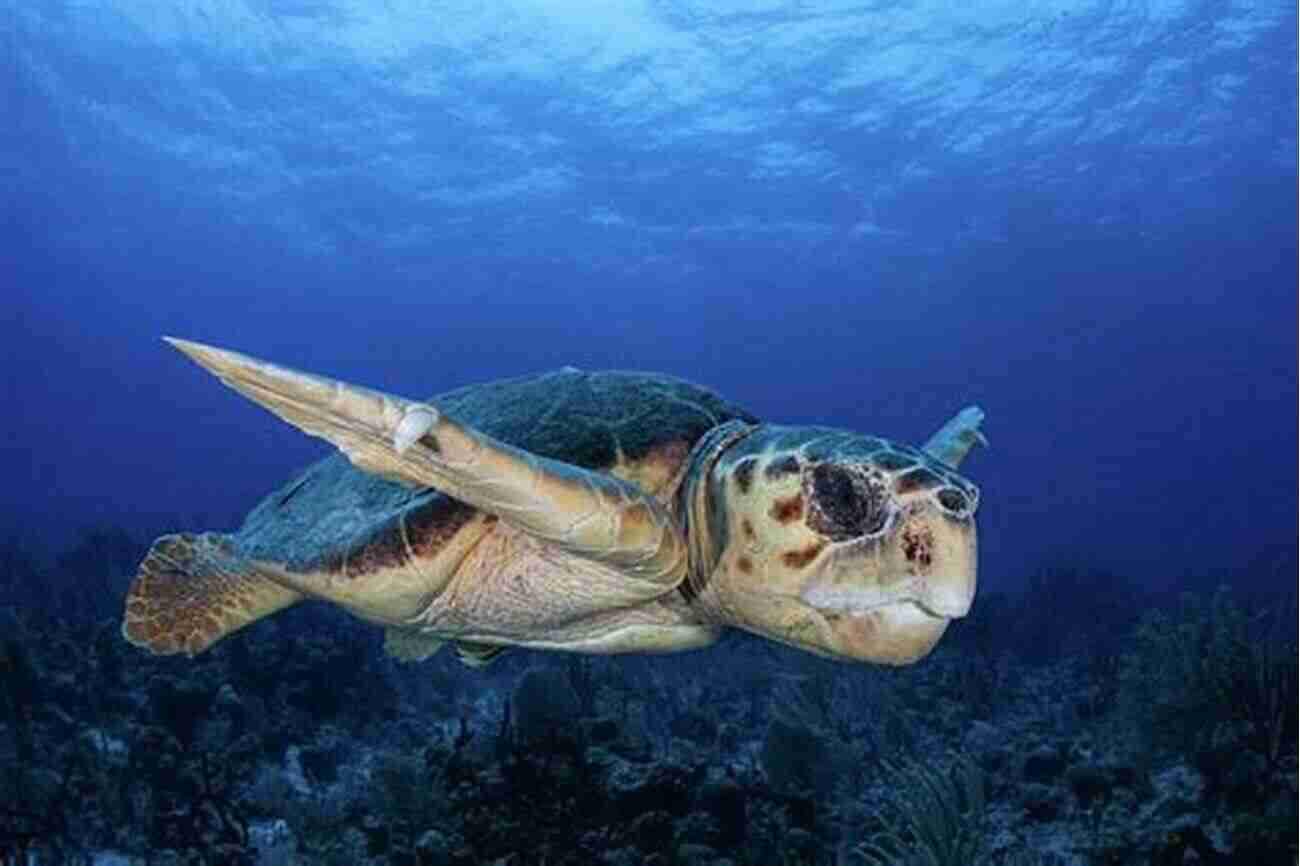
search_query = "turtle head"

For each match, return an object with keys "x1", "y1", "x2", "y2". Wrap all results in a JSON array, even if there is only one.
[{"x1": 681, "y1": 413, "x2": 985, "y2": 665}]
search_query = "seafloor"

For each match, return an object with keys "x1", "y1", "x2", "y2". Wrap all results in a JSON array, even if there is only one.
[{"x1": 0, "y1": 526, "x2": 1295, "y2": 865}]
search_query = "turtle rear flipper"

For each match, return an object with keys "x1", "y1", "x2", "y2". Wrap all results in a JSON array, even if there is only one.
[{"x1": 122, "y1": 532, "x2": 301, "y2": 655}]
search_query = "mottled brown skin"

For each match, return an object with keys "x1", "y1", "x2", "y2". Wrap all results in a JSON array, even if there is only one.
[
  {"x1": 901, "y1": 523, "x2": 935, "y2": 569},
  {"x1": 781, "y1": 542, "x2": 826, "y2": 569},
  {"x1": 123, "y1": 534, "x2": 298, "y2": 655},
  {"x1": 770, "y1": 494, "x2": 804, "y2": 524}
]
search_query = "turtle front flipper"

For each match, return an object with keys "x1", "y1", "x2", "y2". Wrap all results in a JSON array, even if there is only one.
[
  {"x1": 164, "y1": 338, "x2": 690, "y2": 601},
  {"x1": 922, "y1": 405, "x2": 988, "y2": 469}
]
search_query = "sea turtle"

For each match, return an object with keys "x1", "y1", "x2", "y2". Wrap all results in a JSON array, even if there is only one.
[{"x1": 123, "y1": 338, "x2": 987, "y2": 667}]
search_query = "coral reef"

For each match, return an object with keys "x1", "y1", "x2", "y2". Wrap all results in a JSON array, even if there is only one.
[{"x1": 0, "y1": 530, "x2": 1294, "y2": 865}]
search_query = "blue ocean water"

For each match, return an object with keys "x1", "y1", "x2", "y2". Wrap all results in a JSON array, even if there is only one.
[
  {"x1": 1, "y1": 2, "x2": 1296, "y2": 864},
  {"x1": 4, "y1": 0, "x2": 1295, "y2": 588}
]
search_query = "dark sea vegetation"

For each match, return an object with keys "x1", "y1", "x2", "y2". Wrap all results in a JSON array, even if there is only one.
[{"x1": 0, "y1": 526, "x2": 1294, "y2": 865}]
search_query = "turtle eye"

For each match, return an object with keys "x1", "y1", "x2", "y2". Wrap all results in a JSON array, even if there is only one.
[
  {"x1": 936, "y1": 488, "x2": 969, "y2": 515},
  {"x1": 807, "y1": 463, "x2": 889, "y2": 541},
  {"x1": 935, "y1": 483, "x2": 979, "y2": 517}
]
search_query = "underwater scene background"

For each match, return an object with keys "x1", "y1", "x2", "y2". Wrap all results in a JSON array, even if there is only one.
[{"x1": 2, "y1": 0, "x2": 1296, "y2": 863}]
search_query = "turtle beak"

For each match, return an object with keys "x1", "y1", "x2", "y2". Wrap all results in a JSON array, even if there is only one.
[
  {"x1": 909, "y1": 514, "x2": 978, "y2": 620},
  {"x1": 795, "y1": 504, "x2": 977, "y2": 663},
  {"x1": 819, "y1": 601, "x2": 953, "y2": 665}
]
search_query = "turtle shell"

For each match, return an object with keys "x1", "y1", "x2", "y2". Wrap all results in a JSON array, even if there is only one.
[{"x1": 233, "y1": 369, "x2": 758, "y2": 575}]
